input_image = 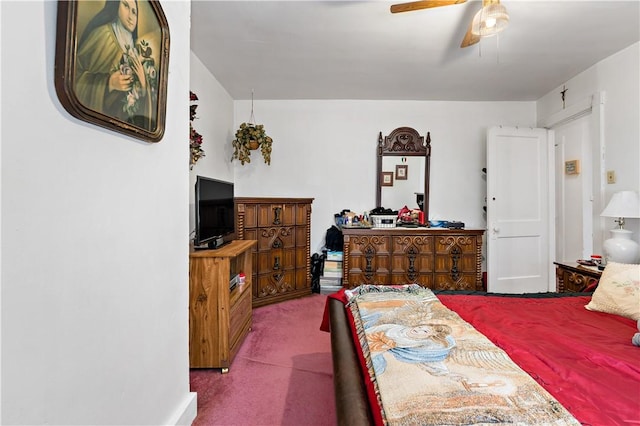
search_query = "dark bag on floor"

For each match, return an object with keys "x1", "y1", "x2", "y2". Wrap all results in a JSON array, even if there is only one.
[
  {"x1": 325, "y1": 225, "x2": 343, "y2": 252},
  {"x1": 310, "y1": 253, "x2": 324, "y2": 293}
]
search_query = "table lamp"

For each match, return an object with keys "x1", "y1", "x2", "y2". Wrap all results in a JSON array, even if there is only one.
[{"x1": 600, "y1": 190, "x2": 640, "y2": 264}]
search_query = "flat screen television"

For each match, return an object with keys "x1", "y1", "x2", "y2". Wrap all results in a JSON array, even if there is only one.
[{"x1": 194, "y1": 176, "x2": 236, "y2": 249}]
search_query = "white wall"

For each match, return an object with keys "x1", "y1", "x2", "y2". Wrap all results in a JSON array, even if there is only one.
[
  {"x1": 188, "y1": 52, "x2": 235, "y2": 235},
  {"x1": 187, "y1": 60, "x2": 536, "y2": 254},
  {"x1": 1, "y1": 1, "x2": 195, "y2": 425},
  {"x1": 232, "y1": 100, "x2": 535, "y2": 253},
  {"x1": 537, "y1": 42, "x2": 640, "y2": 253},
  {"x1": 189, "y1": 44, "x2": 639, "y2": 262}
]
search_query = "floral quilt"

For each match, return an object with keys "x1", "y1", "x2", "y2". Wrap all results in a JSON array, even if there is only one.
[{"x1": 345, "y1": 285, "x2": 580, "y2": 425}]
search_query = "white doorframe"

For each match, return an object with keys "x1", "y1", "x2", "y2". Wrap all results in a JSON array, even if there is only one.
[
  {"x1": 553, "y1": 115, "x2": 593, "y2": 260},
  {"x1": 539, "y1": 92, "x2": 606, "y2": 259}
]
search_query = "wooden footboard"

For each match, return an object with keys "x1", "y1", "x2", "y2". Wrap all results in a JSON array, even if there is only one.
[{"x1": 328, "y1": 298, "x2": 373, "y2": 426}]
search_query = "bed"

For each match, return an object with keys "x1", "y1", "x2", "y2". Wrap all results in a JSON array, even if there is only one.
[{"x1": 322, "y1": 262, "x2": 640, "y2": 426}]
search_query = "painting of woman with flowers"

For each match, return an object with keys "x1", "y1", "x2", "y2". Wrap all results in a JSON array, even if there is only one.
[{"x1": 55, "y1": 0, "x2": 169, "y2": 142}]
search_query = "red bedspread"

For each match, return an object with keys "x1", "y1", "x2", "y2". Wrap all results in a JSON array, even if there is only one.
[
  {"x1": 437, "y1": 295, "x2": 640, "y2": 426},
  {"x1": 324, "y1": 290, "x2": 640, "y2": 426}
]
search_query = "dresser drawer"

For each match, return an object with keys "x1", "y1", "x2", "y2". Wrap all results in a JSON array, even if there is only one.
[
  {"x1": 229, "y1": 287, "x2": 251, "y2": 344},
  {"x1": 257, "y1": 227, "x2": 295, "y2": 251},
  {"x1": 434, "y1": 234, "x2": 479, "y2": 254},
  {"x1": 434, "y1": 255, "x2": 477, "y2": 274},
  {"x1": 257, "y1": 203, "x2": 295, "y2": 227},
  {"x1": 390, "y1": 254, "x2": 433, "y2": 283},
  {"x1": 256, "y1": 270, "x2": 296, "y2": 297},
  {"x1": 347, "y1": 254, "x2": 391, "y2": 281},
  {"x1": 391, "y1": 235, "x2": 433, "y2": 254},
  {"x1": 257, "y1": 248, "x2": 295, "y2": 272},
  {"x1": 434, "y1": 273, "x2": 477, "y2": 291},
  {"x1": 345, "y1": 271, "x2": 390, "y2": 287},
  {"x1": 390, "y1": 273, "x2": 433, "y2": 287},
  {"x1": 228, "y1": 292, "x2": 251, "y2": 362}
]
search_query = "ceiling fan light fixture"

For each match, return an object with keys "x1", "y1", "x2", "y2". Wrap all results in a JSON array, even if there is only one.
[{"x1": 471, "y1": 3, "x2": 509, "y2": 37}]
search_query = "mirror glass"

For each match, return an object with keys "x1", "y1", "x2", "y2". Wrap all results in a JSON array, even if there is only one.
[
  {"x1": 380, "y1": 156, "x2": 425, "y2": 209},
  {"x1": 376, "y1": 127, "x2": 430, "y2": 220}
]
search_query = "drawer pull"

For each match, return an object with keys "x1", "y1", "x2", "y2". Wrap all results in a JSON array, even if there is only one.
[
  {"x1": 364, "y1": 245, "x2": 375, "y2": 281},
  {"x1": 272, "y1": 238, "x2": 283, "y2": 249},
  {"x1": 407, "y1": 246, "x2": 418, "y2": 281},
  {"x1": 273, "y1": 207, "x2": 282, "y2": 225},
  {"x1": 450, "y1": 245, "x2": 461, "y2": 281},
  {"x1": 273, "y1": 256, "x2": 281, "y2": 270}
]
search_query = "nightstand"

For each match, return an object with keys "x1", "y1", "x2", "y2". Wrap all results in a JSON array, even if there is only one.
[{"x1": 554, "y1": 262, "x2": 602, "y2": 293}]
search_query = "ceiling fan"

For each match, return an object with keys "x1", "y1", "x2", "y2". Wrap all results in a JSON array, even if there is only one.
[{"x1": 390, "y1": 0, "x2": 510, "y2": 49}]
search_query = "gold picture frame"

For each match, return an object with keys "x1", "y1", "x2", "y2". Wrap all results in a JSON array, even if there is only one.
[
  {"x1": 55, "y1": 0, "x2": 170, "y2": 142},
  {"x1": 565, "y1": 160, "x2": 580, "y2": 175}
]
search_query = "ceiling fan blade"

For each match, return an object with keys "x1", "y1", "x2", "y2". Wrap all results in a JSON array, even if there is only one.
[
  {"x1": 390, "y1": 0, "x2": 466, "y2": 14},
  {"x1": 460, "y1": 19, "x2": 480, "y2": 48}
]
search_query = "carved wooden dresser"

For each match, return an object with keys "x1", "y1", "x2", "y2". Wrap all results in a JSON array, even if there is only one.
[
  {"x1": 553, "y1": 261, "x2": 601, "y2": 292},
  {"x1": 235, "y1": 197, "x2": 314, "y2": 307},
  {"x1": 342, "y1": 228, "x2": 485, "y2": 291}
]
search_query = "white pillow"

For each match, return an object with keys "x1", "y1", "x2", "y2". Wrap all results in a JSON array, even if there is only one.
[{"x1": 585, "y1": 261, "x2": 640, "y2": 320}]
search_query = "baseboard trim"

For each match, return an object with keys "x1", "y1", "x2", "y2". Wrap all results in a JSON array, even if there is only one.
[{"x1": 168, "y1": 392, "x2": 197, "y2": 426}]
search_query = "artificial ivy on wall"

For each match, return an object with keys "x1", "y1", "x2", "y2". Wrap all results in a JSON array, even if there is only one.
[{"x1": 189, "y1": 91, "x2": 205, "y2": 169}]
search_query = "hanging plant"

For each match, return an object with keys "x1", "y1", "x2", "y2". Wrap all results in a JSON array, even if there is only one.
[
  {"x1": 189, "y1": 91, "x2": 205, "y2": 169},
  {"x1": 232, "y1": 123, "x2": 273, "y2": 165},
  {"x1": 231, "y1": 92, "x2": 273, "y2": 165}
]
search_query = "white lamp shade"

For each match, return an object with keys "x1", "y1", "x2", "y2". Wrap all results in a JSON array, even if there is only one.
[{"x1": 601, "y1": 191, "x2": 640, "y2": 219}]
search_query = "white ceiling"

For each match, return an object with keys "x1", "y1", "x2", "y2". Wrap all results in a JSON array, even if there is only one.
[{"x1": 191, "y1": 1, "x2": 640, "y2": 101}]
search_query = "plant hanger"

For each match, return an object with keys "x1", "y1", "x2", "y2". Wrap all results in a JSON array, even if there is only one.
[
  {"x1": 248, "y1": 90, "x2": 256, "y2": 126},
  {"x1": 231, "y1": 90, "x2": 273, "y2": 165}
]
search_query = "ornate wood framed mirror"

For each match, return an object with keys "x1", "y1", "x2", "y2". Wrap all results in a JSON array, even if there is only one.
[{"x1": 376, "y1": 127, "x2": 431, "y2": 219}]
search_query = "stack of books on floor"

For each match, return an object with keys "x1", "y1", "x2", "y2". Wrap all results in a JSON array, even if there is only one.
[{"x1": 320, "y1": 250, "x2": 343, "y2": 294}]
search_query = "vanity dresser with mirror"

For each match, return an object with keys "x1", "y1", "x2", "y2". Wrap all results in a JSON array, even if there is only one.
[{"x1": 341, "y1": 127, "x2": 485, "y2": 291}]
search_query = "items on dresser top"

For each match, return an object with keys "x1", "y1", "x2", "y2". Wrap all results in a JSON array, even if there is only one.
[
  {"x1": 334, "y1": 207, "x2": 464, "y2": 230},
  {"x1": 576, "y1": 255, "x2": 606, "y2": 270}
]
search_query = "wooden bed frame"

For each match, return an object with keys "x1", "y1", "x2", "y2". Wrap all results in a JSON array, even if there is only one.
[{"x1": 328, "y1": 297, "x2": 373, "y2": 426}]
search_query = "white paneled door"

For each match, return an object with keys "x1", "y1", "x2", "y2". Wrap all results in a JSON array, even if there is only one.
[{"x1": 487, "y1": 127, "x2": 555, "y2": 293}]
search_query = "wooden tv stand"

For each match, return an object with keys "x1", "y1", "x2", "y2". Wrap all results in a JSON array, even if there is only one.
[{"x1": 189, "y1": 239, "x2": 257, "y2": 371}]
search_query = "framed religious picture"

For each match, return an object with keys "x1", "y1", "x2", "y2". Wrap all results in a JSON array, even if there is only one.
[
  {"x1": 381, "y1": 171, "x2": 394, "y2": 187},
  {"x1": 396, "y1": 164, "x2": 408, "y2": 180},
  {"x1": 55, "y1": 0, "x2": 170, "y2": 142}
]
